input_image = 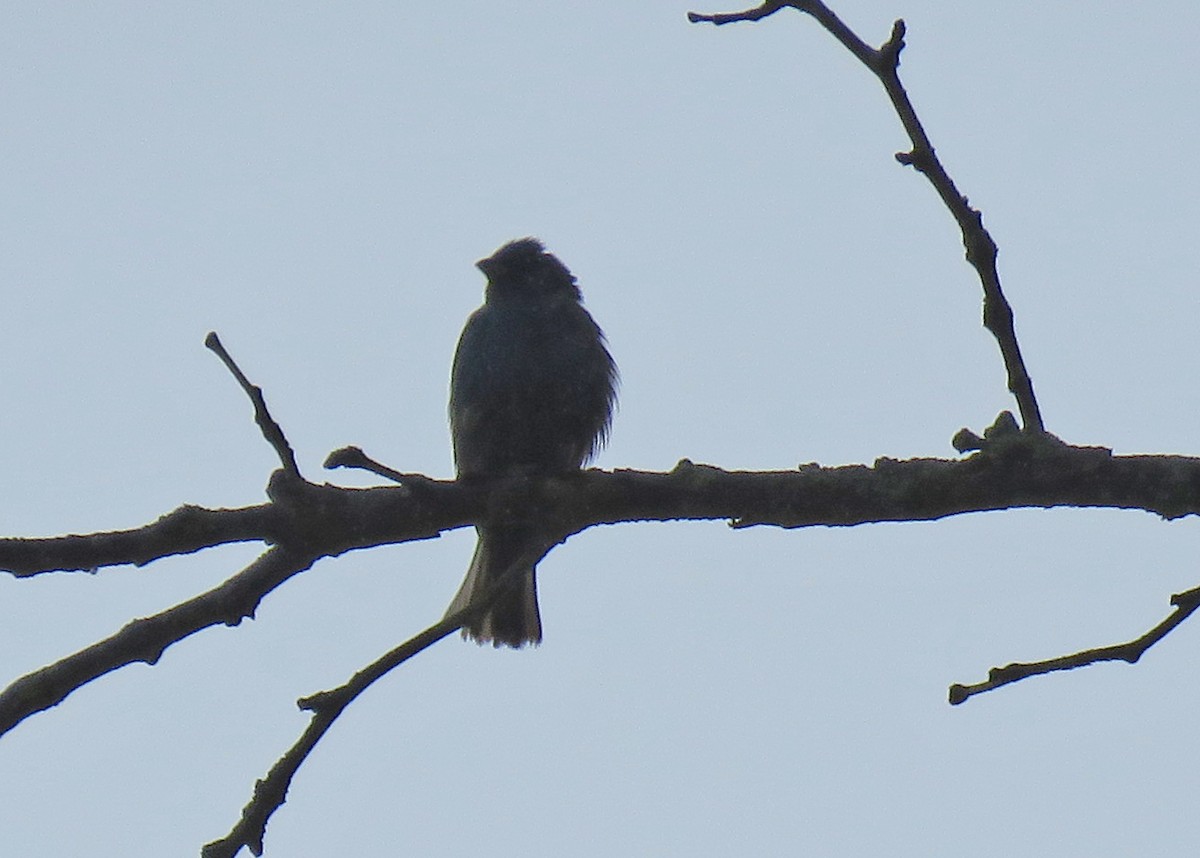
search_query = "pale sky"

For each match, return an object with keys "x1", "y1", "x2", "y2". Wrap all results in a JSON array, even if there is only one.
[{"x1": 2, "y1": 2, "x2": 1199, "y2": 856}]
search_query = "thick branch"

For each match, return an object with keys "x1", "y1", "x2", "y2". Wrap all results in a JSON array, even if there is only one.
[
  {"x1": 5, "y1": 439, "x2": 1200, "y2": 584},
  {"x1": 4, "y1": 434, "x2": 1200, "y2": 738},
  {"x1": 0, "y1": 477, "x2": 434, "y2": 577}
]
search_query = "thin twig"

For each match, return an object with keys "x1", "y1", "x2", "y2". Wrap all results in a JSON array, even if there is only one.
[
  {"x1": 202, "y1": 550, "x2": 546, "y2": 858},
  {"x1": 688, "y1": 1, "x2": 1045, "y2": 433},
  {"x1": 949, "y1": 584, "x2": 1200, "y2": 704},
  {"x1": 205, "y1": 332, "x2": 303, "y2": 477},
  {"x1": 324, "y1": 445, "x2": 437, "y2": 490},
  {"x1": 687, "y1": 0, "x2": 785, "y2": 26},
  {"x1": 201, "y1": 611, "x2": 467, "y2": 858}
]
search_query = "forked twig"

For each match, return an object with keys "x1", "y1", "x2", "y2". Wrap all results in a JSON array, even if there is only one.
[
  {"x1": 684, "y1": 0, "x2": 1200, "y2": 707},
  {"x1": 201, "y1": 610, "x2": 469, "y2": 858},
  {"x1": 688, "y1": 1, "x2": 1044, "y2": 433},
  {"x1": 201, "y1": 547, "x2": 548, "y2": 858},
  {"x1": 949, "y1": 584, "x2": 1200, "y2": 704}
]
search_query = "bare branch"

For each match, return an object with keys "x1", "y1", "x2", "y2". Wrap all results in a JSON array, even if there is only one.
[
  {"x1": 0, "y1": 546, "x2": 317, "y2": 736},
  {"x1": 688, "y1": 2, "x2": 1045, "y2": 432},
  {"x1": 324, "y1": 444, "x2": 438, "y2": 490},
  {"x1": 0, "y1": 503, "x2": 271, "y2": 577},
  {"x1": 4, "y1": 430, "x2": 1200, "y2": 744},
  {"x1": 201, "y1": 612, "x2": 466, "y2": 858},
  {"x1": 5, "y1": 436, "x2": 1200, "y2": 584},
  {"x1": 949, "y1": 584, "x2": 1200, "y2": 704},
  {"x1": 203, "y1": 545, "x2": 551, "y2": 858},
  {"x1": 206, "y1": 332, "x2": 303, "y2": 477},
  {"x1": 687, "y1": 0, "x2": 787, "y2": 26},
  {"x1": 0, "y1": 478, "x2": 437, "y2": 580}
]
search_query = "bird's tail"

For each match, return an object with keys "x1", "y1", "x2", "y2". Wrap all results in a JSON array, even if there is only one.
[{"x1": 444, "y1": 531, "x2": 542, "y2": 648}]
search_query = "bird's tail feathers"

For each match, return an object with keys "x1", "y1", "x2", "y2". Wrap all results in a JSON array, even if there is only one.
[{"x1": 444, "y1": 537, "x2": 542, "y2": 648}]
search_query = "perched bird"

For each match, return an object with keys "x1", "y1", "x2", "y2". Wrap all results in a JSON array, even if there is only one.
[{"x1": 444, "y1": 238, "x2": 617, "y2": 647}]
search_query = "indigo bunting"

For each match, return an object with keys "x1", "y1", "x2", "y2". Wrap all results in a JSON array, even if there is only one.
[{"x1": 444, "y1": 238, "x2": 617, "y2": 647}]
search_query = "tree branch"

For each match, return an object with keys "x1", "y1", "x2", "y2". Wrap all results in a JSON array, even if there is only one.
[
  {"x1": 688, "y1": 2, "x2": 1044, "y2": 433},
  {"x1": 1, "y1": 438, "x2": 1196, "y2": 562},
  {"x1": 4, "y1": 425, "x2": 1200, "y2": 738},
  {"x1": 325, "y1": 444, "x2": 439, "y2": 489},
  {"x1": 949, "y1": 584, "x2": 1200, "y2": 704},
  {"x1": 202, "y1": 542, "x2": 552, "y2": 858},
  {"x1": 6, "y1": 432, "x2": 1200, "y2": 584},
  {"x1": 0, "y1": 503, "x2": 271, "y2": 577},
  {"x1": 206, "y1": 332, "x2": 303, "y2": 478},
  {"x1": 0, "y1": 547, "x2": 319, "y2": 736}
]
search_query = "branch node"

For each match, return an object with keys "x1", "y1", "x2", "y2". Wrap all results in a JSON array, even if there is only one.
[
  {"x1": 951, "y1": 428, "x2": 984, "y2": 454},
  {"x1": 297, "y1": 688, "x2": 338, "y2": 713},
  {"x1": 877, "y1": 18, "x2": 906, "y2": 69},
  {"x1": 1170, "y1": 585, "x2": 1200, "y2": 607}
]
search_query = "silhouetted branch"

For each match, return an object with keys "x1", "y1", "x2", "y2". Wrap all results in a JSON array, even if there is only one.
[
  {"x1": 3, "y1": 6, "x2": 1185, "y2": 857},
  {"x1": 6, "y1": 432, "x2": 1200, "y2": 585},
  {"x1": 5, "y1": 423, "x2": 1200, "y2": 742},
  {"x1": 949, "y1": 584, "x2": 1200, "y2": 704},
  {"x1": 688, "y1": 1, "x2": 1044, "y2": 433},
  {"x1": 0, "y1": 503, "x2": 271, "y2": 577},
  {"x1": 202, "y1": 607, "x2": 473, "y2": 858},
  {"x1": 0, "y1": 546, "x2": 317, "y2": 735},
  {"x1": 206, "y1": 332, "x2": 303, "y2": 477},
  {"x1": 203, "y1": 542, "x2": 553, "y2": 858},
  {"x1": 324, "y1": 444, "x2": 438, "y2": 490}
]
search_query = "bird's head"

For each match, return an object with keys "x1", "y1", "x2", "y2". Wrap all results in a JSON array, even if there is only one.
[{"x1": 478, "y1": 238, "x2": 582, "y2": 305}]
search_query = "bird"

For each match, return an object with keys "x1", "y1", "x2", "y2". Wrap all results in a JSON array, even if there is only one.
[{"x1": 443, "y1": 238, "x2": 617, "y2": 647}]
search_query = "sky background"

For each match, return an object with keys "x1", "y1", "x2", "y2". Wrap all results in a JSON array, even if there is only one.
[{"x1": 2, "y1": 2, "x2": 1199, "y2": 855}]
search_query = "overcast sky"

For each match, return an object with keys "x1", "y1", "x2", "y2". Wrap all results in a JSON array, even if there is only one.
[{"x1": 2, "y1": 2, "x2": 1199, "y2": 856}]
